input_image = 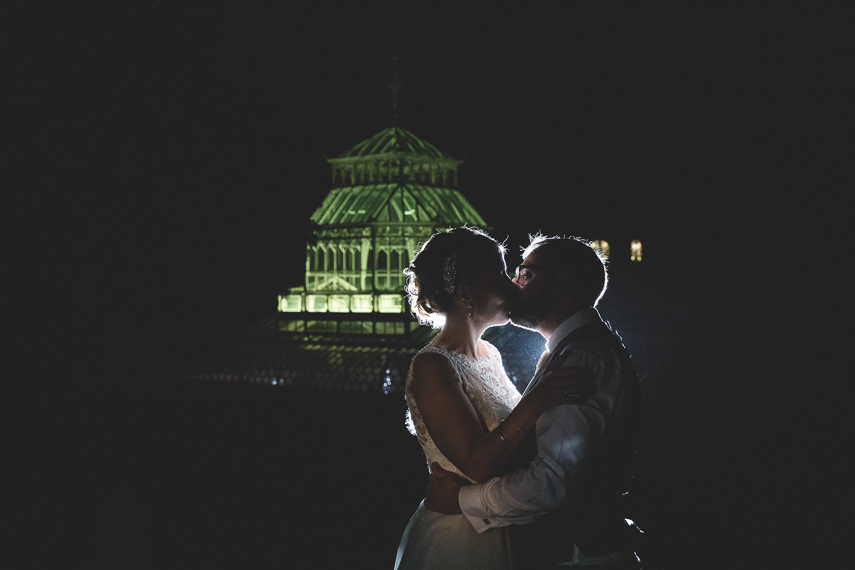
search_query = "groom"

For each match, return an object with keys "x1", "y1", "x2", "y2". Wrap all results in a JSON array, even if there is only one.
[{"x1": 426, "y1": 235, "x2": 643, "y2": 569}]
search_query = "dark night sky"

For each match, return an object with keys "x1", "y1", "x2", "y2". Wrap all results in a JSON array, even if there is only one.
[
  {"x1": 19, "y1": 3, "x2": 845, "y2": 368},
  {"x1": 13, "y1": 3, "x2": 845, "y2": 401}
]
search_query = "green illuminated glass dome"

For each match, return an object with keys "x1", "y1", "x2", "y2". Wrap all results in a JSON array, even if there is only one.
[
  {"x1": 278, "y1": 125, "x2": 488, "y2": 340},
  {"x1": 316, "y1": 127, "x2": 485, "y2": 227},
  {"x1": 337, "y1": 126, "x2": 453, "y2": 159}
]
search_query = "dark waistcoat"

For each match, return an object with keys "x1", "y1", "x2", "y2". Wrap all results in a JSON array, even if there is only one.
[{"x1": 510, "y1": 322, "x2": 643, "y2": 568}]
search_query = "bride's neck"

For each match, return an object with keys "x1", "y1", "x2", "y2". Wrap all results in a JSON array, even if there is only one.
[{"x1": 433, "y1": 312, "x2": 486, "y2": 360}]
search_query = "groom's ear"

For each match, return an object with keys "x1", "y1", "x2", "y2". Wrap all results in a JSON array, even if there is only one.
[{"x1": 553, "y1": 272, "x2": 574, "y2": 296}]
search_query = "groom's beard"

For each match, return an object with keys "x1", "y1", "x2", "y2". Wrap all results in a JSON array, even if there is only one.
[{"x1": 509, "y1": 291, "x2": 554, "y2": 331}]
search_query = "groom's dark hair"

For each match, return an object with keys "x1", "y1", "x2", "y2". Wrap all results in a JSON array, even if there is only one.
[{"x1": 523, "y1": 235, "x2": 608, "y2": 308}]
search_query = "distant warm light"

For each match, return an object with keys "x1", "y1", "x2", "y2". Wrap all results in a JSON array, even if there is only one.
[
  {"x1": 631, "y1": 240, "x2": 642, "y2": 262},
  {"x1": 591, "y1": 240, "x2": 610, "y2": 259}
]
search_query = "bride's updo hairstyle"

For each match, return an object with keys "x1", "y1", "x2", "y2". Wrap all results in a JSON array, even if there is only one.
[{"x1": 405, "y1": 227, "x2": 505, "y2": 328}]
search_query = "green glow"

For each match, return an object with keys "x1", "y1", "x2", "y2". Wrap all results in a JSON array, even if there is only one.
[
  {"x1": 282, "y1": 127, "x2": 490, "y2": 336},
  {"x1": 309, "y1": 183, "x2": 485, "y2": 226},
  {"x1": 278, "y1": 294, "x2": 303, "y2": 313},
  {"x1": 306, "y1": 295, "x2": 328, "y2": 312},
  {"x1": 328, "y1": 295, "x2": 350, "y2": 313},
  {"x1": 278, "y1": 320, "x2": 306, "y2": 332},
  {"x1": 306, "y1": 321, "x2": 337, "y2": 333},
  {"x1": 376, "y1": 322, "x2": 405, "y2": 335},
  {"x1": 336, "y1": 127, "x2": 453, "y2": 160},
  {"x1": 351, "y1": 295, "x2": 373, "y2": 313},
  {"x1": 377, "y1": 294, "x2": 403, "y2": 313},
  {"x1": 340, "y1": 321, "x2": 374, "y2": 334}
]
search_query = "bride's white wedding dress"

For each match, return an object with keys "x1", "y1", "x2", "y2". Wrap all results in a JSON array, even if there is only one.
[{"x1": 395, "y1": 340, "x2": 522, "y2": 570}]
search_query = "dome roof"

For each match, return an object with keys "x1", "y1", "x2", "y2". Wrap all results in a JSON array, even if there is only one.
[
  {"x1": 313, "y1": 127, "x2": 481, "y2": 228},
  {"x1": 309, "y1": 182, "x2": 486, "y2": 227},
  {"x1": 336, "y1": 127, "x2": 455, "y2": 160}
]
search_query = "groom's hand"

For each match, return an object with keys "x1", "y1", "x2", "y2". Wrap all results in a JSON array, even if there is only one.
[{"x1": 425, "y1": 462, "x2": 466, "y2": 515}]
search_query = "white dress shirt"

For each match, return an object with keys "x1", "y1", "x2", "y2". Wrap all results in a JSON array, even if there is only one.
[{"x1": 459, "y1": 308, "x2": 627, "y2": 533}]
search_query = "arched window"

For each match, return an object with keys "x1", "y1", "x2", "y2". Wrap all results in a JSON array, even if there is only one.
[
  {"x1": 378, "y1": 250, "x2": 387, "y2": 270},
  {"x1": 390, "y1": 249, "x2": 400, "y2": 270},
  {"x1": 631, "y1": 240, "x2": 642, "y2": 262},
  {"x1": 335, "y1": 247, "x2": 344, "y2": 272},
  {"x1": 317, "y1": 247, "x2": 326, "y2": 271}
]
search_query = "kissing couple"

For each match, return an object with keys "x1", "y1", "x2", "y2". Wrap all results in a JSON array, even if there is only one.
[{"x1": 394, "y1": 227, "x2": 643, "y2": 570}]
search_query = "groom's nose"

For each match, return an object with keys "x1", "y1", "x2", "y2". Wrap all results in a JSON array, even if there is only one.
[{"x1": 507, "y1": 278, "x2": 521, "y2": 299}]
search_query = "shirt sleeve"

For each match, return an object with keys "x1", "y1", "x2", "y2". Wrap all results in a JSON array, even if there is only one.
[{"x1": 459, "y1": 346, "x2": 621, "y2": 533}]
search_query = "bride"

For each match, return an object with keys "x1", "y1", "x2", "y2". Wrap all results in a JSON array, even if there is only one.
[{"x1": 394, "y1": 227, "x2": 593, "y2": 570}]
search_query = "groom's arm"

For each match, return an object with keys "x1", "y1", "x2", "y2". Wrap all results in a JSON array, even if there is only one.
[{"x1": 457, "y1": 346, "x2": 621, "y2": 533}]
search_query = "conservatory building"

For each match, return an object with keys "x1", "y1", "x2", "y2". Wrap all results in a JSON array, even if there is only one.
[{"x1": 276, "y1": 126, "x2": 487, "y2": 340}]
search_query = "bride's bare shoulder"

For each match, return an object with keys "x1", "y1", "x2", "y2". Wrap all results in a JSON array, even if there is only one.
[{"x1": 410, "y1": 349, "x2": 459, "y2": 390}]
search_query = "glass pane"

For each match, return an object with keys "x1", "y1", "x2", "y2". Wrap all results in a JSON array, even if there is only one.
[
  {"x1": 278, "y1": 294, "x2": 302, "y2": 312},
  {"x1": 378, "y1": 295, "x2": 402, "y2": 313},
  {"x1": 328, "y1": 295, "x2": 349, "y2": 312},
  {"x1": 307, "y1": 320, "x2": 336, "y2": 332},
  {"x1": 306, "y1": 295, "x2": 328, "y2": 312},
  {"x1": 351, "y1": 295, "x2": 373, "y2": 313}
]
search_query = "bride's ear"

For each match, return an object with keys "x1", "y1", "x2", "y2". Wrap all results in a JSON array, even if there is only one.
[{"x1": 458, "y1": 283, "x2": 474, "y2": 306}]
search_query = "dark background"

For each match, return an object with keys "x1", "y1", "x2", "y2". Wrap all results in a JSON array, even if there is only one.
[{"x1": 14, "y1": 2, "x2": 849, "y2": 568}]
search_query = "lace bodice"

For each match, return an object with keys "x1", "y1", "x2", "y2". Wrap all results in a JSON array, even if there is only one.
[{"x1": 405, "y1": 340, "x2": 522, "y2": 483}]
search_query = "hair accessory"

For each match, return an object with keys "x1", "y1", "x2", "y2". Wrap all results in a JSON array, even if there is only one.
[{"x1": 442, "y1": 253, "x2": 457, "y2": 294}]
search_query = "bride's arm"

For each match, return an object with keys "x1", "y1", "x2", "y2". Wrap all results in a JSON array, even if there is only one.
[{"x1": 410, "y1": 352, "x2": 588, "y2": 483}]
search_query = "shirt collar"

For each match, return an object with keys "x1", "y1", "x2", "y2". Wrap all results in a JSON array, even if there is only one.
[{"x1": 546, "y1": 307, "x2": 603, "y2": 353}]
